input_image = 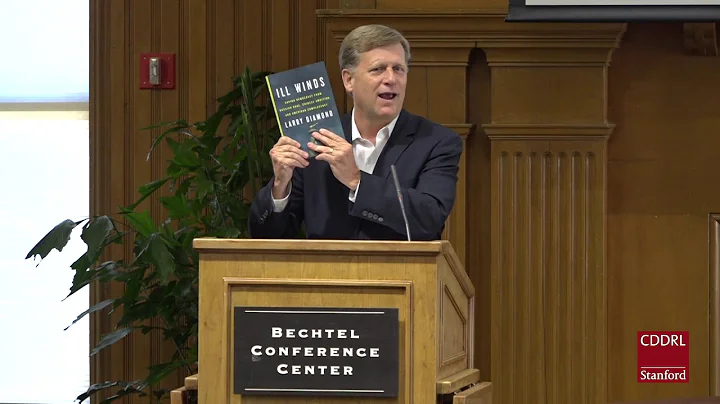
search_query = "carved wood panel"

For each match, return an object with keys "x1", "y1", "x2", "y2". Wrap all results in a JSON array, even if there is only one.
[
  {"x1": 606, "y1": 24, "x2": 720, "y2": 401},
  {"x1": 486, "y1": 130, "x2": 609, "y2": 403}
]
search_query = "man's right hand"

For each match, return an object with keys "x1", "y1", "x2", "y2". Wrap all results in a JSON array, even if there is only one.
[{"x1": 269, "y1": 136, "x2": 309, "y2": 198}]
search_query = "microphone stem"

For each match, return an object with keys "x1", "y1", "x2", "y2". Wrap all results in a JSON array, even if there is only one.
[
  {"x1": 400, "y1": 202, "x2": 410, "y2": 242},
  {"x1": 390, "y1": 164, "x2": 412, "y2": 242}
]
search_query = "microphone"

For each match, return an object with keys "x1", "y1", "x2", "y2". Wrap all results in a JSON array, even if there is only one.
[{"x1": 390, "y1": 164, "x2": 411, "y2": 242}]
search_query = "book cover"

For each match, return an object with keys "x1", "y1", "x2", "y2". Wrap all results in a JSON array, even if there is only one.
[{"x1": 265, "y1": 61, "x2": 345, "y2": 158}]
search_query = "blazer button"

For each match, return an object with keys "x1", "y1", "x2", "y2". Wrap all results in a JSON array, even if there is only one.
[
  {"x1": 378, "y1": 217, "x2": 384, "y2": 222},
  {"x1": 372, "y1": 214, "x2": 378, "y2": 220},
  {"x1": 362, "y1": 210, "x2": 368, "y2": 216}
]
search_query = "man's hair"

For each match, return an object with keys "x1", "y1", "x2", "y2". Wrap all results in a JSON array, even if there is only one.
[{"x1": 339, "y1": 24, "x2": 411, "y2": 72}]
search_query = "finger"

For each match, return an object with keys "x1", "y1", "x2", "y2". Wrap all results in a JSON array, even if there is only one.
[
  {"x1": 277, "y1": 135, "x2": 301, "y2": 147},
  {"x1": 280, "y1": 157, "x2": 308, "y2": 169},
  {"x1": 313, "y1": 149, "x2": 337, "y2": 165},
  {"x1": 280, "y1": 144, "x2": 309, "y2": 159},
  {"x1": 315, "y1": 153, "x2": 338, "y2": 165},
  {"x1": 284, "y1": 152, "x2": 310, "y2": 167},
  {"x1": 272, "y1": 148, "x2": 308, "y2": 166},
  {"x1": 311, "y1": 131, "x2": 333, "y2": 146},
  {"x1": 272, "y1": 143, "x2": 308, "y2": 160},
  {"x1": 307, "y1": 141, "x2": 324, "y2": 152},
  {"x1": 276, "y1": 136, "x2": 302, "y2": 149},
  {"x1": 307, "y1": 142, "x2": 335, "y2": 155},
  {"x1": 318, "y1": 128, "x2": 346, "y2": 142},
  {"x1": 314, "y1": 153, "x2": 330, "y2": 163}
]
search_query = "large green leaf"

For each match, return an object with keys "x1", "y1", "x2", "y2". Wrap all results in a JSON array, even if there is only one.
[
  {"x1": 160, "y1": 195, "x2": 191, "y2": 220},
  {"x1": 166, "y1": 137, "x2": 202, "y2": 168},
  {"x1": 75, "y1": 381, "x2": 131, "y2": 402},
  {"x1": 144, "y1": 119, "x2": 190, "y2": 161},
  {"x1": 25, "y1": 219, "x2": 85, "y2": 262},
  {"x1": 125, "y1": 178, "x2": 170, "y2": 211},
  {"x1": 144, "y1": 359, "x2": 195, "y2": 387},
  {"x1": 124, "y1": 211, "x2": 156, "y2": 238},
  {"x1": 90, "y1": 327, "x2": 134, "y2": 356},
  {"x1": 65, "y1": 298, "x2": 115, "y2": 330},
  {"x1": 81, "y1": 215, "x2": 114, "y2": 262},
  {"x1": 148, "y1": 234, "x2": 175, "y2": 284},
  {"x1": 65, "y1": 261, "x2": 123, "y2": 302}
]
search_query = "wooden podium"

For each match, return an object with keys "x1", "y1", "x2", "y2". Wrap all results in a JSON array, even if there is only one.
[{"x1": 187, "y1": 238, "x2": 491, "y2": 404}]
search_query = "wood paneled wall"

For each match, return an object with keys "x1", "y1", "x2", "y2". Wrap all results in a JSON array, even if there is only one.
[
  {"x1": 607, "y1": 23, "x2": 720, "y2": 402},
  {"x1": 90, "y1": 0, "x2": 345, "y2": 400},
  {"x1": 90, "y1": 1, "x2": 720, "y2": 403}
]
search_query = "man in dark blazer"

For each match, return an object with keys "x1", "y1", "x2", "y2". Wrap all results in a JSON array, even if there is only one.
[{"x1": 248, "y1": 24, "x2": 463, "y2": 241}]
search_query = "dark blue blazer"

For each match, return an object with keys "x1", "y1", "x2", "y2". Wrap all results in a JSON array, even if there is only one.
[{"x1": 248, "y1": 109, "x2": 463, "y2": 241}]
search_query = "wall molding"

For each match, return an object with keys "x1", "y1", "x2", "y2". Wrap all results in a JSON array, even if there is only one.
[
  {"x1": 708, "y1": 214, "x2": 720, "y2": 395},
  {"x1": 317, "y1": 9, "x2": 625, "y2": 51},
  {"x1": 484, "y1": 123, "x2": 614, "y2": 141}
]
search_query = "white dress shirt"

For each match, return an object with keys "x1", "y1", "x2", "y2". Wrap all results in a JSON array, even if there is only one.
[{"x1": 272, "y1": 108, "x2": 399, "y2": 212}]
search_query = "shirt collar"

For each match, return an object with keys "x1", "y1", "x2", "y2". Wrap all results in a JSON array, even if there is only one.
[{"x1": 351, "y1": 108, "x2": 399, "y2": 143}]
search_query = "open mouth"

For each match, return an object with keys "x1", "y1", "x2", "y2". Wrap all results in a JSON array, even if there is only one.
[{"x1": 378, "y1": 92, "x2": 397, "y2": 100}]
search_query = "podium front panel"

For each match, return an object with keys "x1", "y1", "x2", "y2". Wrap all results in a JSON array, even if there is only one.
[
  {"x1": 227, "y1": 279, "x2": 411, "y2": 403},
  {"x1": 197, "y1": 248, "x2": 446, "y2": 404},
  {"x1": 195, "y1": 239, "x2": 474, "y2": 404}
]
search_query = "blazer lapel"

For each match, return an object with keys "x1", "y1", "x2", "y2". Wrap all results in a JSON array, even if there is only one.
[
  {"x1": 341, "y1": 113, "x2": 353, "y2": 143},
  {"x1": 373, "y1": 109, "x2": 415, "y2": 179}
]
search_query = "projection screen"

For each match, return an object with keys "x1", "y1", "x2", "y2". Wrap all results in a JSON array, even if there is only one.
[{"x1": 506, "y1": 0, "x2": 720, "y2": 21}]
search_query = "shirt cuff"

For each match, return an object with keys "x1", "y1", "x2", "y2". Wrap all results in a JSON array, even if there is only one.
[
  {"x1": 272, "y1": 183, "x2": 291, "y2": 212},
  {"x1": 348, "y1": 178, "x2": 361, "y2": 203}
]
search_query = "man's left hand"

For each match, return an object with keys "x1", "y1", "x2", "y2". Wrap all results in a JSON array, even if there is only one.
[{"x1": 308, "y1": 128, "x2": 360, "y2": 190}]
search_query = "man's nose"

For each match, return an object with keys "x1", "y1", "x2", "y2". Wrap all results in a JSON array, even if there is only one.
[{"x1": 381, "y1": 68, "x2": 396, "y2": 84}]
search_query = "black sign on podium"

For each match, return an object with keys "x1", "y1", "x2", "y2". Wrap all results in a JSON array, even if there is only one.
[{"x1": 233, "y1": 306, "x2": 399, "y2": 397}]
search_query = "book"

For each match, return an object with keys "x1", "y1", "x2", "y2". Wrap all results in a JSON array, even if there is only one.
[{"x1": 265, "y1": 61, "x2": 345, "y2": 158}]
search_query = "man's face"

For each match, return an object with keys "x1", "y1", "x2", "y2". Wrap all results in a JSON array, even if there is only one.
[{"x1": 342, "y1": 43, "x2": 407, "y2": 126}]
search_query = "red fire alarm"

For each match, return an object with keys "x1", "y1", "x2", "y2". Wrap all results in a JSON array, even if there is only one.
[{"x1": 139, "y1": 53, "x2": 175, "y2": 89}]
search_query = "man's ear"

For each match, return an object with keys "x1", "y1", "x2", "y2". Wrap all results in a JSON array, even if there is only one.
[{"x1": 341, "y1": 69, "x2": 353, "y2": 94}]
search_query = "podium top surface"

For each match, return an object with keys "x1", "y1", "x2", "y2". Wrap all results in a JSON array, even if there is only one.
[
  {"x1": 193, "y1": 238, "x2": 472, "y2": 295},
  {"x1": 193, "y1": 238, "x2": 454, "y2": 256}
]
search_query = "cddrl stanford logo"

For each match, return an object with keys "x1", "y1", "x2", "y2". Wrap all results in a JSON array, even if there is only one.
[{"x1": 637, "y1": 331, "x2": 689, "y2": 383}]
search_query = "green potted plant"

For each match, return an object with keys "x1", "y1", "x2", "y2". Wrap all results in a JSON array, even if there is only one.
[{"x1": 25, "y1": 67, "x2": 280, "y2": 403}]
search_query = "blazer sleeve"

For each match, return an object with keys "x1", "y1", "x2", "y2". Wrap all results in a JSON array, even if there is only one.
[
  {"x1": 248, "y1": 168, "x2": 305, "y2": 239},
  {"x1": 348, "y1": 129, "x2": 463, "y2": 240}
]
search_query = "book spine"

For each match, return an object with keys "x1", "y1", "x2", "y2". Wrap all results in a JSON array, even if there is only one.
[{"x1": 265, "y1": 75, "x2": 286, "y2": 138}]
